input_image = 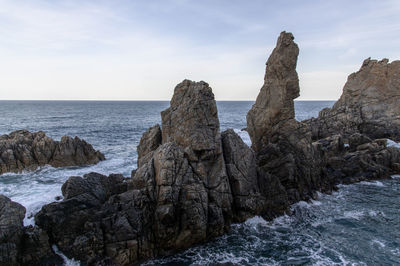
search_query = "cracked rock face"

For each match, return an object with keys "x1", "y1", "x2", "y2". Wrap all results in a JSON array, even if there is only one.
[
  {"x1": 246, "y1": 31, "x2": 326, "y2": 203},
  {"x1": 0, "y1": 130, "x2": 105, "y2": 175},
  {"x1": 306, "y1": 58, "x2": 400, "y2": 141},
  {"x1": 160, "y1": 79, "x2": 233, "y2": 237},
  {"x1": 0, "y1": 195, "x2": 61, "y2": 266},
  {"x1": 246, "y1": 31, "x2": 300, "y2": 152}
]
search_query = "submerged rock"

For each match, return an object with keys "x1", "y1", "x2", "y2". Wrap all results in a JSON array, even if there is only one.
[
  {"x1": 0, "y1": 130, "x2": 105, "y2": 175},
  {"x1": 306, "y1": 58, "x2": 400, "y2": 141}
]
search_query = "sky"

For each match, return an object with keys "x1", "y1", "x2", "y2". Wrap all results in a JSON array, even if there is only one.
[{"x1": 0, "y1": 0, "x2": 399, "y2": 100}]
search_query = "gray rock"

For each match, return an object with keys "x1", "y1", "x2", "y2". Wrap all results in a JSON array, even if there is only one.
[
  {"x1": 0, "y1": 195, "x2": 61, "y2": 266},
  {"x1": 137, "y1": 124, "x2": 162, "y2": 168},
  {"x1": 246, "y1": 31, "x2": 326, "y2": 203},
  {"x1": 0, "y1": 130, "x2": 105, "y2": 175},
  {"x1": 0, "y1": 195, "x2": 25, "y2": 265},
  {"x1": 306, "y1": 58, "x2": 400, "y2": 141}
]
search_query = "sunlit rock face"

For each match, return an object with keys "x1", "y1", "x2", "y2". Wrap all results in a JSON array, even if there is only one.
[{"x1": 306, "y1": 58, "x2": 400, "y2": 141}]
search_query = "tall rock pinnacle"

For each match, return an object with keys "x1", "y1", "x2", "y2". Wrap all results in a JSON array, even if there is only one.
[{"x1": 246, "y1": 31, "x2": 300, "y2": 152}]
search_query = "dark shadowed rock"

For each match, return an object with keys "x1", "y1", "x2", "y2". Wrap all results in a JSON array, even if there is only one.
[
  {"x1": 137, "y1": 124, "x2": 162, "y2": 168},
  {"x1": 0, "y1": 130, "x2": 105, "y2": 175},
  {"x1": 306, "y1": 58, "x2": 400, "y2": 141},
  {"x1": 0, "y1": 195, "x2": 25, "y2": 265},
  {"x1": 161, "y1": 80, "x2": 233, "y2": 236},
  {"x1": 0, "y1": 195, "x2": 61, "y2": 266}
]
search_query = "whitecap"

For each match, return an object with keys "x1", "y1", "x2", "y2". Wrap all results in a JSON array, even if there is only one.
[
  {"x1": 244, "y1": 216, "x2": 268, "y2": 228},
  {"x1": 343, "y1": 210, "x2": 364, "y2": 220},
  {"x1": 387, "y1": 139, "x2": 400, "y2": 149},
  {"x1": 359, "y1": 181, "x2": 385, "y2": 187},
  {"x1": 52, "y1": 245, "x2": 80, "y2": 266},
  {"x1": 234, "y1": 129, "x2": 252, "y2": 146},
  {"x1": 371, "y1": 239, "x2": 386, "y2": 248}
]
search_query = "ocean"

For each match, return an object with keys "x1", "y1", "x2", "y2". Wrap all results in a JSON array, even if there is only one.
[{"x1": 1, "y1": 100, "x2": 399, "y2": 265}]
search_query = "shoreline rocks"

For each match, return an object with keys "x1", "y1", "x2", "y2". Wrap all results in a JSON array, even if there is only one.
[
  {"x1": 2, "y1": 31, "x2": 400, "y2": 265},
  {"x1": 0, "y1": 130, "x2": 105, "y2": 175}
]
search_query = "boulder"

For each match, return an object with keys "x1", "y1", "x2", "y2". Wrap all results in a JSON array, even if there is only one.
[
  {"x1": 0, "y1": 195, "x2": 61, "y2": 266},
  {"x1": 136, "y1": 124, "x2": 162, "y2": 168},
  {"x1": 0, "y1": 195, "x2": 25, "y2": 265},
  {"x1": 306, "y1": 58, "x2": 400, "y2": 141},
  {"x1": 0, "y1": 130, "x2": 105, "y2": 175}
]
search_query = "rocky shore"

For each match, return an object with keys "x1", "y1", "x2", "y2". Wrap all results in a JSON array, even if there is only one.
[
  {"x1": 1, "y1": 31, "x2": 400, "y2": 265},
  {"x1": 0, "y1": 130, "x2": 105, "y2": 175}
]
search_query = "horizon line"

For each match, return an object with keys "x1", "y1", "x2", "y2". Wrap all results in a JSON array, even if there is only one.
[{"x1": 0, "y1": 99, "x2": 338, "y2": 102}]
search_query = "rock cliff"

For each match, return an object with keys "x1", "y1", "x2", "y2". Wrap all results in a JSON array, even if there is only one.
[
  {"x1": 247, "y1": 31, "x2": 328, "y2": 203},
  {"x1": 3, "y1": 31, "x2": 400, "y2": 266},
  {"x1": 306, "y1": 58, "x2": 400, "y2": 141},
  {"x1": 0, "y1": 130, "x2": 105, "y2": 175},
  {"x1": 0, "y1": 195, "x2": 62, "y2": 266}
]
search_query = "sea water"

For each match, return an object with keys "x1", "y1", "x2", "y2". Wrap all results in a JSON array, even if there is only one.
[{"x1": 1, "y1": 100, "x2": 399, "y2": 265}]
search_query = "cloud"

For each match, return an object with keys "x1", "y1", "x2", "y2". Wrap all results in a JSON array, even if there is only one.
[{"x1": 0, "y1": 0, "x2": 399, "y2": 100}]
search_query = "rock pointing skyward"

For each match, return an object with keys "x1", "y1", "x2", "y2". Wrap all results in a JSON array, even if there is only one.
[{"x1": 247, "y1": 31, "x2": 300, "y2": 152}]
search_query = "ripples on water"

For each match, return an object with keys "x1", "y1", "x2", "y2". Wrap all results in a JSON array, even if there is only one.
[{"x1": 2, "y1": 100, "x2": 399, "y2": 265}]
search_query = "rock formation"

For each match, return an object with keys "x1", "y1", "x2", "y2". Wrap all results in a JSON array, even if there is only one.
[
  {"x1": 306, "y1": 58, "x2": 400, "y2": 141},
  {"x1": 0, "y1": 130, "x2": 105, "y2": 175},
  {"x1": 247, "y1": 31, "x2": 328, "y2": 203},
  {"x1": 247, "y1": 31, "x2": 300, "y2": 152},
  {"x1": 3, "y1": 31, "x2": 400, "y2": 265},
  {"x1": 0, "y1": 195, "x2": 62, "y2": 266}
]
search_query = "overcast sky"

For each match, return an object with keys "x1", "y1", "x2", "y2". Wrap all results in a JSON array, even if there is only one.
[{"x1": 0, "y1": 0, "x2": 399, "y2": 100}]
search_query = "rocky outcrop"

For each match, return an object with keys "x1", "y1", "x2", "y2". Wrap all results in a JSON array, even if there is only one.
[
  {"x1": 0, "y1": 195, "x2": 62, "y2": 266},
  {"x1": 314, "y1": 134, "x2": 400, "y2": 184},
  {"x1": 0, "y1": 130, "x2": 105, "y2": 175},
  {"x1": 246, "y1": 31, "x2": 328, "y2": 203},
  {"x1": 160, "y1": 80, "x2": 233, "y2": 236},
  {"x1": 306, "y1": 58, "x2": 400, "y2": 141},
  {"x1": 8, "y1": 32, "x2": 400, "y2": 266},
  {"x1": 221, "y1": 129, "x2": 288, "y2": 221},
  {"x1": 0, "y1": 195, "x2": 25, "y2": 265},
  {"x1": 246, "y1": 31, "x2": 300, "y2": 153}
]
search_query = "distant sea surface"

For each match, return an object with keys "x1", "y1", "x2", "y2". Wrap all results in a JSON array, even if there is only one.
[{"x1": 1, "y1": 101, "x2": 399, "y2": 265}]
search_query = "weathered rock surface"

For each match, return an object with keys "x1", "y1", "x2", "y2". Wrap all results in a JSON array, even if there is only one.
[
  {"x1": 306, "y1": 58, "x2": 400, "y2": 141},
  {"x1": 221, "y1": 129, "x2": 288, "y2": 221},
  {"x1": 247, "y1": 31, "x2": 328, "y2": 203},
  {"x1": 0, "y1": 130, "x2": 105, "y2": 175},
  {"x1": 246, "y1": 31, "x2": 300, "y2": 153},
  {"x1": 0, "y1": 195, "x2": 61, "y2": 266},
  {"x1": 161, "y1": 80, "x2": 233, "y2": 236},
  {"x1": 0, "y1": 195, "x2": 25, "y2": 265}
]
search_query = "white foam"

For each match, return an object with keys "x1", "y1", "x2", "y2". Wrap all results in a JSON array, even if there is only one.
[
  {"x1": 359, "y1": 181, "x2": 385, "y2": 187},
  {"x1": 371, "y1": 239, "x2": 386, "y2": 248},
  {"x1": 343, "y1": 210, "x2": 365, "y2": 220},
  {"x1": 52, "y1": 245, "x2": 80, "y2": 266},
  {"x1": 244, "y1": 216, "x2": 268, "y2": 227},
  {"x1": 234, "y1": 129, "x2": 252, "y2": 147},
  {"x1": 387, "y1": 139, "x2": 400, "y2": 149}
]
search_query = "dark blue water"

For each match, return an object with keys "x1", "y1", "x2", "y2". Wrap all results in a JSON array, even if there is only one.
[{"x1": 1, "y1": 100, "x2": 399, "y2": 265}]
